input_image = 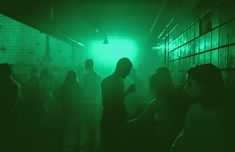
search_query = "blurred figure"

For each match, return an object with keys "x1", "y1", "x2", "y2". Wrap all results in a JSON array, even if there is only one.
[
  {"x1": 24, "y1": 67, "x2": 40, "y2": 125},
  {"x1": 39, "y1": 68, "x2": 54, "y2": 122},
  {"x1": 59, "y1": 70, "x2": 83, "y2": 152},
  {"x1": 124, "y1": 68, "x2": 187, "y2": 152},
  {"x1": 21, "y1": 67, "x2": 41, "y2": 152},
  {"x1": 101, "y1": 57, "x2": 135, "y2": 152},
  {"x1": 82, "y1": 59, "x2": 101, "y2": 152},
  {"x1": 0, "y1": 63, "x2": 21, "y2": 152},
  {"x1": 171, "y1": 64, "x2": 235, "y2": 152}
]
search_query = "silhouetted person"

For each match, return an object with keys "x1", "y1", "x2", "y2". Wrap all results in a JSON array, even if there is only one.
[
  {"x1": 21, "y1": 67, "x2": 42, "y2": 152},
  {"x1": 39, "y1": 68, "x2": 54, "y2": 123},
  {"x1": 82, "y1": 59, "x2": 101, "y2": 152},
  {"x1": 124, "y1": 68, "x2": 187, "y2": 152},
  {"x1": 171, "y1": 64, "x2": 235, "y2": 152},
  {"x1": 23, "y1": 67, "x2": 40, "y2": 125},
  {"x1": 59, "y1": 70, "x2": 83, "y2": 152},
  {"x1": 0, "y1": 63, "x2": 21, "y2": 152},
  {"x1": 101, "y1": 58, "x2": 135, "y2": 152}
]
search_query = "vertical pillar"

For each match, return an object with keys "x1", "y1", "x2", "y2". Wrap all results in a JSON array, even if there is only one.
[{"x1": 43, "y1": 34, "x2": 51, "y2": 65}]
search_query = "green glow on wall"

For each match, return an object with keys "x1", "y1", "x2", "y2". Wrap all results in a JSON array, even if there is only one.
[
  {"x1": 88, "y1": 36, "x2": 139, "y2": 76},
  {"x1": 0, "y1": 14, "x2": 73, "y2": 67}
]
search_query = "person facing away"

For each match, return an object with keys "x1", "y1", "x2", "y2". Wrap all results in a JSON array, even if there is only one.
[
  {"x1": 101, "y1": 57, "x2": 135, "y2": 152},
  {"x1": 38, "y1": 68, "x2": 55, "y2": 122},
  {"x1": 171, "y1": 64, "x2": 235, "y2": 152},
  {"x1": 82, "y1": 59, "x2": 101, "y2": 151},
  {"x1": 124, "y1": 68, "x2": 187, "y2": 152},
  {"x1": 0, "y1": 63, "x2": 21, "y2": 152},
  {"x1": 59, "y1": 70, "x2": 83, "y2": 152},
  {"x1": 23, "y1": 67, "x2": 40, "y2": 125}
]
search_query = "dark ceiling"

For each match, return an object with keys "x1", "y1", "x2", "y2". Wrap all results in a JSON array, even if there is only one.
[{"x1": 0, "y1": 0, "x2": 200, "y2": 46}]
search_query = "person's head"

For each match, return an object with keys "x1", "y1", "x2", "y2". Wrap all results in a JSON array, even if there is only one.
[
  {"x1": 85, "y1": 59, "x2": 94, "y2": 71},
  {"x1": 115, "y1": 57, "x2": 133, "y2": 79},
  {"x1": 65, "y1": 70, "x2": 77, "y2": 83},
  {"x1": 149, "y1": 68, "x2": 174, "y2": 98},
  {"x1": 185, "y1": 64, "x2": 225, "y2": 107}
]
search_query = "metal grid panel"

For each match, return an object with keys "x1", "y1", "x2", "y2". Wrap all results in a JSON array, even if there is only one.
[
  {"x1": 162, "y1": 3, "x2": 235, "y2": 86},
  {"x1": 0, "y1": 14, "x2": 74, "y2": 76}
]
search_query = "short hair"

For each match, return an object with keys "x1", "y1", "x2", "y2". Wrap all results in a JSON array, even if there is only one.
[
  {"x1": 85, "y1": 59, "x2": 94, "y2": 69},
  {"x1": 156, "y1": 67, "x2": 173, "y2": 85},
  {"x1": 116, "y1": 57, "x2": 132, "y2": 71},
  {"x1": 150, "y1": 67, "x2": 174, "y2": 91}
]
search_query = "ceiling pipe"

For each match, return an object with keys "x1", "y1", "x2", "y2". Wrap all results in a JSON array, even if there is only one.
[
  {"x1": 158, "y1": 18, "x2": 175, "y2": 39},
  {"x1": 147, "y1": 0, "x2": 168, "y2": 40}
]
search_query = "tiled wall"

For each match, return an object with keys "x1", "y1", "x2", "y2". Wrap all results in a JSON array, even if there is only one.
[
  {"x1": 0, "y1": 14, "x2": 76, "y2": 76},
  {"x1": 157, "y1": 1, "x2": 235, "y2": 87}
]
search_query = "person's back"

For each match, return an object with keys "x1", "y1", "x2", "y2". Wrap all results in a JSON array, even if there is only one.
[
  {"x1": 23, "y1": 68, "x2": 40, "y2": 124},
  {"x1": 149, "y1": 70, "x2": 187, "y2": 152},
  {"x1": 154, "y1": 88, "x2": 188, "y2": 152},
  {"x1": 39, "y1": 69, "x2": 54, "y2": 102},
  {"x1": 101, "y1": 73, "x2": 127, "y2": 131},
  {"x1": 60, "y1": 71, "x2": 83, "y2": 118},
  {"x1": 124, "y1": 69, "x2": 188, "y2": 152},
  {"x1": 59, "y1": 70, "x2": 83, "y2": 152},
  {"x1": 62, "y1": 82, "x2": 82, "y2": 114}
]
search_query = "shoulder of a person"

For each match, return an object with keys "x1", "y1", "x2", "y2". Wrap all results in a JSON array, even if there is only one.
[
  {"x1": 103, "y1": 74, "x2": 119, "y2": 82},
  {"x1": 101, "y1": 75, "x2": 112, "y2": 86},
  {"x1": 92, "y1": 72, "x2": 102, "y2": 81},
  {"x1": 102, "y1": 77, "x2": 107, "y2": 84}
]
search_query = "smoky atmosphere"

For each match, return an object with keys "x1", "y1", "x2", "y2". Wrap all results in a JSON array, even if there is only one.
[{"x1": 0, "y1": 0, "x2": 235, "y2": 152}]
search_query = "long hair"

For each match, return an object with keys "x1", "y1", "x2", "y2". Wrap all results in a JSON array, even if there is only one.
[{"x1": 64, "y1": 70, "x2": 77, "y2": 84}]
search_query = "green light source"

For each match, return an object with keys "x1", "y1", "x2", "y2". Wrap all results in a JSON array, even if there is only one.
[{"x1": 88, "y1": 36, "x2": 139, "y2": 76}]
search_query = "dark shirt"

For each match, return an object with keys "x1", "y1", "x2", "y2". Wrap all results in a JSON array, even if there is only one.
[
  {"x1": 60, "y1": 81, "x2": 83, "y2": 118},
  {"x1": 101, "y1": 73, "x2": 126, "y2": 123},
  {"x1": 172, "y1": 103, "x2": 235, "y2": 152}
]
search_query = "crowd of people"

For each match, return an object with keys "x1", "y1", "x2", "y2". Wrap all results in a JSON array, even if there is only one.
[{"x1": 0, "y1": 57, "x2": 235, "y2": 152}]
